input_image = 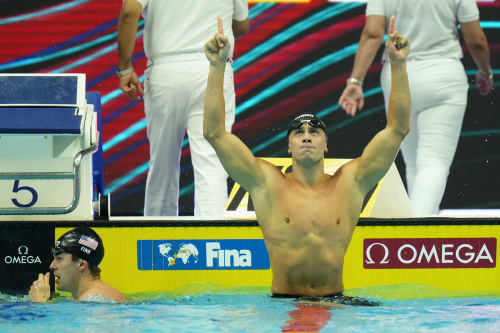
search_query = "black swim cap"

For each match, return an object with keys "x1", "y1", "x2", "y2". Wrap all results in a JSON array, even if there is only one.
[
  {"x1": 52, "y1": 227, "x2": 104, "y2": 267},
  {"x1": 287, "y1": 114, "x2": 328, "y2": 143}
]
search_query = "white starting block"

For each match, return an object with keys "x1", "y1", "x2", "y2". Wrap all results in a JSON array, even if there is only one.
[{"x1": 0, "y1": 74, "x2": 98, "y2": 221}]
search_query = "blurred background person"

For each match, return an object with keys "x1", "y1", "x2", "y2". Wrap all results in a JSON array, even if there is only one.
[
  {"x1": 117, "y1": 0, "x2": 249, "y2": 216},
  {"x1": 339, "y1": 0, "x2": 493, "y2": 216}
]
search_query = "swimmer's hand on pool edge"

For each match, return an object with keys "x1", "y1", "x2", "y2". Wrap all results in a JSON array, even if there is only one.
[{"x1": 29, "y1": 272, "x2": 51, "y2": 303}]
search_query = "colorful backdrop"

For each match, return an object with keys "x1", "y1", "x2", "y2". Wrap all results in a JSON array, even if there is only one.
[{"x1": 1, "y1": 0, "x2": 498, "y2": 216}]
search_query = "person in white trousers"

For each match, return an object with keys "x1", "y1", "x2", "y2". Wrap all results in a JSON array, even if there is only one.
[
  {"x1": 338, "y1": 0, "x2": 493, "y2": 216},
  {"x1": 117, "y1": 0, "x2": 249, "y2": 216}
]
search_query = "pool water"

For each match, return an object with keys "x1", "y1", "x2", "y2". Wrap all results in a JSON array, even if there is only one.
[{"x1": 1, "y1": 283, "x2": 499, "y2": 332}]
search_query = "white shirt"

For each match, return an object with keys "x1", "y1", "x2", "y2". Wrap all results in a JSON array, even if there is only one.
[
  {"x1": 366, "y1": 0, "x2": 479, "y2": 61},
  {"x1": 135, "y1": 0, "x2": 248, "y2": 59}
]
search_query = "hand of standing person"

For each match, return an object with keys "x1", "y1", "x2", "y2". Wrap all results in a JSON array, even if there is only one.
[
  {"x1": 338, "y1": 83, "x2": 364, "y2": 116},
  {"x1": 119, "y1": 71, "x2": 144, "y2": 101},
  {"x1": 476, "y1": 69, "x2": 493, "y2": 96}
]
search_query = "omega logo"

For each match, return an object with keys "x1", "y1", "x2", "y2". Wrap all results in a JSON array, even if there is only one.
[
  {"x1": 4, "y1": 245, "x2": 42, "y2": 264},
  {"x1": 365, "y1": 243, "x2": 389, "y2": 264},
  {"x1": 364, "y1": 238, "x2": 497, "y2": 269},
  {"x1": 18, "y1": 246, "x2": 29, "y2": 255}
]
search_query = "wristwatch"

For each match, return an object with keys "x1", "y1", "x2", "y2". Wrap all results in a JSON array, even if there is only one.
[
  {"x1": 116, "y1": 66, "x2": 134, "y2": 77},
  {"x1": 480, "y1": 69, "x2": 493, "y2": 79},
  {"x1": 347, "y1": 77, "x2": 363, "y2": 87}
]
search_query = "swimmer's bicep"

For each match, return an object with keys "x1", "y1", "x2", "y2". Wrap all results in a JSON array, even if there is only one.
[
  {"x1": 211, "y1": 132, "x2": 266, "y2": 190},
  {"x1": 354, "y1": 128, "x2": 403, "y2": 193}
]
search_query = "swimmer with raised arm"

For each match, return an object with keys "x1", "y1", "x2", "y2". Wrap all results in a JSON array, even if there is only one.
[
  {"x1": 203, "y1": 16, "x2": 410, "y2": 303},
  {"x1": 29, "y1": 227, "x2": 126, "y2": 303}
]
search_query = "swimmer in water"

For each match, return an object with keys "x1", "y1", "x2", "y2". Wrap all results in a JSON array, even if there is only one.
[
  {"x1": 203, "y1": 16, "x2": 410, "y2": 301},
  {"x1": 29, "y1": 227, "x2": 126, "y2": 303}
]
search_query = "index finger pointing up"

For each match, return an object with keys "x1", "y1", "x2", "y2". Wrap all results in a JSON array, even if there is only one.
[
  {"x1": 389, "y1": 15, "x2": 395, "y2": 35},
  {"x1": 217, "y1": 16, "x2": 224, "y2": 35}
]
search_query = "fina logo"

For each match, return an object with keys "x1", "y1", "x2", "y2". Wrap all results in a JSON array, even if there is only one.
[
  {"x1": 206, "y1": 242, "x2": 251, "y2": 267},
  {"x1": 137, "y1": 239, "x2": 270, "y2": 271},
  {"x1": 158, "y1": 243, "x2": 199, "y2": 266},
  {"x1": 157, "y1": 242, "x2": 251, "y2": 267},
  {"x1": 4, "y1": 245, "x2": 42, "y2": 265}
]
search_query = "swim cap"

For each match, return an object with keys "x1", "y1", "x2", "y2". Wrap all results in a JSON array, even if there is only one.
[
  {"x1": 52, "y1": 227, "x2": 104, "y2": 267},
  {"x1": 287, "y1": 114, "x2": 328, "y2": 143}
]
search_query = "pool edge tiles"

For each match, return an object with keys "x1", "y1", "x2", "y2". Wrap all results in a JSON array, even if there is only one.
[
  {"x1": 72, "y1": 221, "x2": 500, "y2": 293},
  {"x1": 0, "y1": 219, "x2": 498, "y2": 294}
]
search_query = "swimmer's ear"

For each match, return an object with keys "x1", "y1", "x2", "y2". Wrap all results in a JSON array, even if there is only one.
[{"x1": 78, "y1": 260, "x2": 88, "y2": 271}]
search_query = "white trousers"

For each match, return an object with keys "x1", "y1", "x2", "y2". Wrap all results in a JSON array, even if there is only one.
[
  {"x1": 143, "y1": 57, "x2": 235, "y2": 216},
  {"x1": 381, "y1": 58, "x2": 468, "y2": 216}
]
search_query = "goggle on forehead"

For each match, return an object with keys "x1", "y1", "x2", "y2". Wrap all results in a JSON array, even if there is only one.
[
  {"x1": 51, "y1": 246, "x2": 65, "y2": 256},
  {"x1": 290, "y1": 119, "x2": 323, "y2": 131}
]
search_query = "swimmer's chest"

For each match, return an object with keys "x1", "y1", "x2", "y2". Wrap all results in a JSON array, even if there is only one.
[{"x1": 270, "y1": 178, "x2": 357, "y2": 232}]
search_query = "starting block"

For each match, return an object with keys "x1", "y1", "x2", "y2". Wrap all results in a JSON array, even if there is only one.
[{"x1": 0, "y1": 74, "x2": 98, "y2": 220}]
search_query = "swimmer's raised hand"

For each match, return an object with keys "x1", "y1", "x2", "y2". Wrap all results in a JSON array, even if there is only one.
[
  {"x1": 386, "y1": 16, "x2": 410, "y2": 62},
  {"x1": 29, "y1": 272, "x2": 51, "y2": 303},
  {"x1": 204, "y1": 16, "x2": 231, "y2": 66}
]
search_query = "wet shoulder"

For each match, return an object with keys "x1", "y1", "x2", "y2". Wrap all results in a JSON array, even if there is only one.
[
  {"x1": 80, "y1": 293, "x2": 117, "y2": 303},
  {"x1": 80, "y1": 282, "x2": 127, "y2": 303}
]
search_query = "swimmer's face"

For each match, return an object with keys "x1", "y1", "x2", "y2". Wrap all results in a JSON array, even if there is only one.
[
  {"x1": 288, "y1": 124, "x2": 328, "y2": 158},
  {"x1": 50, "y1": 252, "x2": 82, "y2": 294}
]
